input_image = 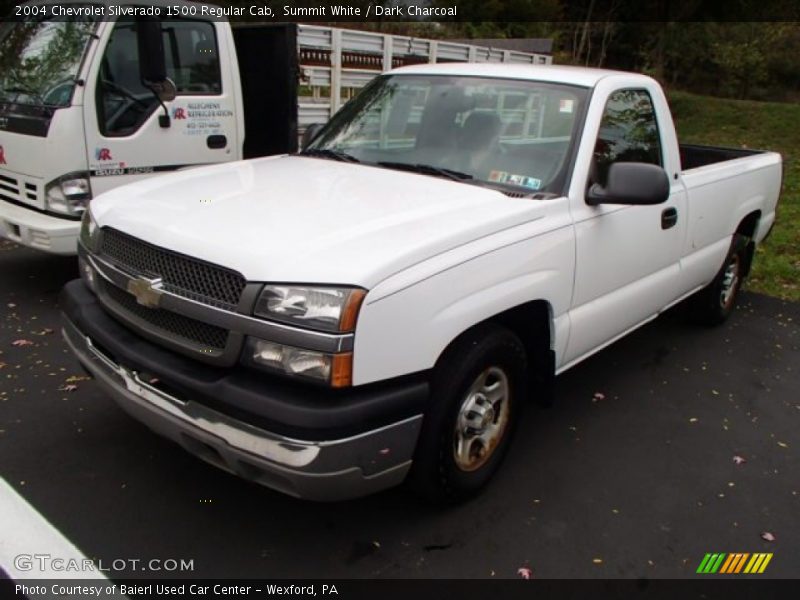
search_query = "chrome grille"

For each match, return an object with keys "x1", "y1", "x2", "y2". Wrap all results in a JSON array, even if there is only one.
[
  {"x1": 102, "y1": 280, "x2": 229, "y2": 351},
  {"x1": 100, "y1": 228, "x2": 246, "y2": 310}
]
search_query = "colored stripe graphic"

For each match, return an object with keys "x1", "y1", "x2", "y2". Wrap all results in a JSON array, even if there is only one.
[
  {"x1": 719, "y1": 554, "x2": 738, "y2": 573},
  {"x1": 726, "y1": 553, "x2": 747, "y2": 573},
  {"x1": 709, "y1": 553, "x2": 726, "y2": 573},
  {"x1": 697, "y1": 554, "x2": 713, "y2": 573},
  {"x1": 744, "y1": 554, "x2": 761, "y2": 573},
  {"x1": 700, "y1": 553, "x2": 774, "y2": 574},
  {"x1": 734, "y1": 553, "x2": 750, "y2": 573},
  {"x1": 719, "y1": 554, "x2": 736, "y2": 573},
  {"x1": 758, "y1": 553, "x2": 773, "y2": 573}
]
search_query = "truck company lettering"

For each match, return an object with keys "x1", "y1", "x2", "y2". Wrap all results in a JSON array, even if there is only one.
[
  {"x1": 93, "y1": 167, "x2": 156, "y2": 177},
  {"x1": 180, "y1": 103, "x2": 233, "y2": 119}
]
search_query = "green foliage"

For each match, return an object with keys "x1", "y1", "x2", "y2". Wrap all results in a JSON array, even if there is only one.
[
  {"x1": 670, "y1": 90, "x2": 800, "y2": 300},
  {"x1": 0, "y1": 20, "x2": 93, "y2": 105}
]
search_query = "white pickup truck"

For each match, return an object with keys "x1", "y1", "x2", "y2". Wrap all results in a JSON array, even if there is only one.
[{"x1": 61, "y1": 63, "x2": 782, "y2": 502}]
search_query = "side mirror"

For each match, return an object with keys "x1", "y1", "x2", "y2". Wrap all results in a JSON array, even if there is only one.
[
  {"x1": 137, "y1": 17, "x2": 167, "y2": 86},
  {"x1": 587, "y1": 162, "x2": 670, "y2": 206},
  {"x1": 301, "y1": 123, "x2": 324, "y2": 150},
  {"x1": 149, "y1": 78, "x2": 177, "y2": 103}
]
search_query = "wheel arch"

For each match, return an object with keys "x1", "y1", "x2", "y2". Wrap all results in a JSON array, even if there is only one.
[
  {"x1": 434, "y1": 299, "x2": 556, "y2": 405},
  {"x1": 735, "y1": 210, "x2": 761, "y2": 277}
]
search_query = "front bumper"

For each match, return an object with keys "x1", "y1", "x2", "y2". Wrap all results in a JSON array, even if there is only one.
[
  {"x1": 61, "y1": 280, "x2": 429, "y2": 501},
  {"x1": 0, "y1": 198, "x2": 79, "y2": 255}
]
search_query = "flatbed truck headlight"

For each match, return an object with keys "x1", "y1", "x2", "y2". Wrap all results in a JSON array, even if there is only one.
[
  {"x1": 248, "y1": 339, "x2": 353, "y2": 388},
  {"x1": 45, "y1": 172, "x2": 92, "y2": 217}
]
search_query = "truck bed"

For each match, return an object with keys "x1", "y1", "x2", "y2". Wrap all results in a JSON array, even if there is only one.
[{"x1": 680, "y1": 143, "x2": 766, "y2": 171}]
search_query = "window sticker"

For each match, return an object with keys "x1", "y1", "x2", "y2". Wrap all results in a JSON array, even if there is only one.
[
  {"x1": 491, "y1": 171, "x2": 542, "y2": 190},
  {"x1": 559, "y1": 98, "x2": 574, "y2": 114},
  {"x1": 522, "y1": 176, "x2": 542, "y2": 190}
]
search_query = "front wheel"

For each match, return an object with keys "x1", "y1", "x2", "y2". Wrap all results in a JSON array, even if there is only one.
[
  {"x1": 692, "y1": 233, "x2": 749, "y2": 325},
  {"x1": 407, "y1": 324, "x2": 527, "y2": 504}
]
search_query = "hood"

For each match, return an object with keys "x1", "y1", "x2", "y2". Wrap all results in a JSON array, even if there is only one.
[{"x1": 91, "y1": 156, "x2": 545, "y2": 287}]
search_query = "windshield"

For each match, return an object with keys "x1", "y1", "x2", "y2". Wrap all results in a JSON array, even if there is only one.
[
  {"x1": 0, "y1": 16, "x2": 97, "y2": 107},
  {"x1": 306, "y1": 75, "x2": 588, "y2": 195}
]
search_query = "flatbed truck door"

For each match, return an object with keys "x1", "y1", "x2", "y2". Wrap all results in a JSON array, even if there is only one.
[{"x1": 83, "y1": 18, "x2": 239, "y2": 197}]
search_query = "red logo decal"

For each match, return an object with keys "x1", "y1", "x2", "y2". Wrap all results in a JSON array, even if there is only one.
[
  {"x1": 0, "y1": 145, "x2": 6, "y2": 165},
  {"x1": 173, "y1": 108, "x2": 187, "y2": 120},
  {"x1": 96, "y1": 148, "x2": 113, "y2": 161}
]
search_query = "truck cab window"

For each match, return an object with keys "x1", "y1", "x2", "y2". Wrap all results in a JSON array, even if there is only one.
[
  {"x1": 97, "y1": 19, "x2": 221, "y2": 137},
  {"x1": 592, "y1": 89, "x2": 662, "y2": 185}
]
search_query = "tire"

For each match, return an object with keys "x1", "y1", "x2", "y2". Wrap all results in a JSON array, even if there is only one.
[
  {"x1": 407, "y1": 324, "x2": 528, "y2": 504},
  {"x1": 692, "y1": 233, "x2": 749, "y2": 326}
]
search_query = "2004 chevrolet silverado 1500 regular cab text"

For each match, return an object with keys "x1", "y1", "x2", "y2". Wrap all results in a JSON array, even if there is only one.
[{"x1": 61, "y1": 64, "x2": 782, "y2": 502}]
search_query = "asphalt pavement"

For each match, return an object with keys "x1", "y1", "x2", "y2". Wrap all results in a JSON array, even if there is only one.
[{"x1": 0, "y1": 239, "x2": 797, "y2": 579}]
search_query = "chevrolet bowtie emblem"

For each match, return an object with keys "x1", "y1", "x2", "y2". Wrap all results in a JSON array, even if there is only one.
[{"x1": 127, "y1": 276, "x2": 163, "y2": 309}]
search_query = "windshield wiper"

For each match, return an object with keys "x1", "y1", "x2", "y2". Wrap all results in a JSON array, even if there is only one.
[
  {"x1": 301, "y1": 148, "x2": 360, "y2": 163},
  {"x1": 376, "y1": 162, "x2": 474, "y2": 182}
]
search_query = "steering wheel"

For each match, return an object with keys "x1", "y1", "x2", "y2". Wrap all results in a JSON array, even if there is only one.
[{"x1": 101, "y1": 79, "x2": 149, "y2": 109}]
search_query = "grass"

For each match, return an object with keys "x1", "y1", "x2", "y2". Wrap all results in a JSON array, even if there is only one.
[{"x1": 668, "y1": 90, "x2": 800, "y2": 301}]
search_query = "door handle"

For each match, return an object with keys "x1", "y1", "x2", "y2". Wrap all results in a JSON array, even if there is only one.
[
  {"x1": 661, "y1": 207, "x2": 678, "y2": 230},
  {"x1": 207, "y1": 135, "x2": 227, "y2": 149}
]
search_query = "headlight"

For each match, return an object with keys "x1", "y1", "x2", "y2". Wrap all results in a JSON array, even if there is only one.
[
  {"x1": 45, "y1": 172, "x2": 92, "y2": 216},
  {"x1": 249, "y1": 339, "x2": 353, "y2": 387},
  {"x1": 79, "y1": 209, "x2": 100, "y2": 252},
  {"x1": 254, "y1": 285, "x2": 366, "y2": 333}
]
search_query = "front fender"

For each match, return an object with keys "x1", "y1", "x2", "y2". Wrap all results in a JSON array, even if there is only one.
[{"x1": 352, "y1": 211, "x2": 575, "y2": 385}]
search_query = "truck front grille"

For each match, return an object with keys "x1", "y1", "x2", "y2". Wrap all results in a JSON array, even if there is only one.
[
  {"x1": 0, "y1": 173, "x2": 38, "y2": 205},
  {"x1": 102, "y1": 280, "x2": 229, "y2": 352},
  {"x1": 100, "y1": 228, "x2": 246, "y2": 310}
]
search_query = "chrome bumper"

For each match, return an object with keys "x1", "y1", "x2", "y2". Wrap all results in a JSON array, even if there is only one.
[{"x1": 62, "y1": 317, "x2": 422, "y2": 501}]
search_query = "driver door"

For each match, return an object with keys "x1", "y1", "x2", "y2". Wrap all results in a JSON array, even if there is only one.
[
  {"x1": 83, "y1": 18, "x2": 238, "y2": 197},
  {"x1": 563, "y1": 87, "x2": 687, "y2": 366}
]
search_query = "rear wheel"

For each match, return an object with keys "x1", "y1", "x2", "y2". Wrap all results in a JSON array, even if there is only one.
[
  {"x1": 407, "y1": 324, "x2": 527, "y2": 504},
  {"x1": 692, "y1": 233, "x2": 748, "y2": 325}
]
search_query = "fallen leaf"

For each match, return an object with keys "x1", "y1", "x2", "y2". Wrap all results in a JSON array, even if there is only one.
[
  {"x1": 777, "y1": 441, "x2": 789, "y2": 449},
  {"x1": 517, "y1": 567, "x2": 533, "y2": 579},
  {"x1": 0, "y1": 362, "x2": 7, "y2": 370},
  {"x1": 689, "y1": 417, "x2": 698, "y2": 423},
  {"x1": 379, "y1": 448, "x2": 391, "y2": 455},
  {"x1": 12, "y1": 339, "x2": 34, "y2": 347},
  {"x1": 733, "y1": 455, "x2": 747, "y2": 465},
  {"x1": 592, "y1": 558, "x2": 603, "y2": 565},
  {"x1": 7, "y1": 303, "x2": 16, "y2": 309},
  {"x1": 33, "y1": 328, "x2": 54, "y2": 336},
  {"x1": 58, "y1": 384, "x2": 79, "y2": 392},
  {"x1": 761, "y1": 532, "x2": 776, "y2": 542},
  {"x1": 65, "y1": 375, "x2": 92, "y2": 383},
  {"x1": 593, "y1": 392, "x2": 605, "y2": 401}
]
